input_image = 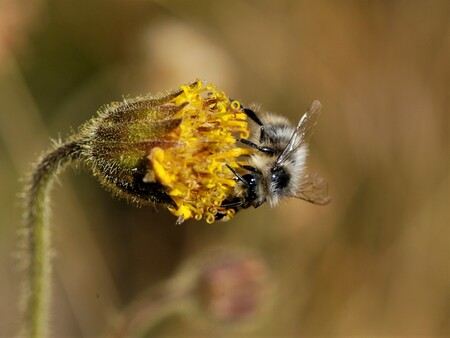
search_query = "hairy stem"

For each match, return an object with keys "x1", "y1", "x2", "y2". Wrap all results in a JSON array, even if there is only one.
[{"x1": 20, "y1": 140, "x2": 83, "y2": 338}]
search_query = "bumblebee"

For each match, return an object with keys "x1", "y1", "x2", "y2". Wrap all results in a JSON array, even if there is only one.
[{"x1": 217, "y1": 100, "x2": 330, "y2": 220}]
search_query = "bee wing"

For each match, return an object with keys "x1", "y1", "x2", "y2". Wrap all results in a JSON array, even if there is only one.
[
  {"x1": 292, "y1": 173, "x2": 331, "y2": 205},
  {"x1": 276, "y1": 100, "x2": 322, "y2": 165}
]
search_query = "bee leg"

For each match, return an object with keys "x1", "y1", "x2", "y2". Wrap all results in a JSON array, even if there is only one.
[
  {"x1": 215, "y1": 202, "x2": 241, "y2": 221},
  {"x1": 252, "y1": 198, "x2": 266, "y2": 208},
  {"x1": 237, "y1": 138, "x2": 275, "y2": 155},
  {"x1": 239, "y1": 164, "x2": 262, "y2": 174},
  {"x1": 220, "y1": 199, "x2": 244, "y2": 208},
  {"x1": 226, "y1": 164, "x2": 249, "y2": 186},
  {"x1": 242, "y1": 107, "x2": 263, "y2": 125},
  {"x1": 242, "y1": 107, "x2": 266, "y2": 142}
]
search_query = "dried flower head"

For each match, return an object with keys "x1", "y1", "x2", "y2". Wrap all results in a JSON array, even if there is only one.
[{"x1": 82, "y1": 80, "x2": 251, "y2": 224}]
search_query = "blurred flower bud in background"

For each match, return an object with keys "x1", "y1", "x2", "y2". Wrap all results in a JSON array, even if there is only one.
[
  {"x1": 0, "y1": 0, "x2": 43, "y2": 64},
  {"x1": 111, "y1": 247, "x2": 273, "y2": 337},
  {"x1": 195, "y1": 248, "x2": 271, "y2": 325}
]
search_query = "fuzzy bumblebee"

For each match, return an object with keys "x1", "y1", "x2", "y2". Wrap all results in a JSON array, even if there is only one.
[{"x1": 78, "y1": 80, "x2": 251, "y2": 224}]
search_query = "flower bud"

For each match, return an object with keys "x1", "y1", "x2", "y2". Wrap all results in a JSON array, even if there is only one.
[
  {"x1": 191, "y1": 249, "x2": 272, "y2": 325},
  {"x1": 108, "y1": 248, "x2": 273, "y2": 336},
  {"x1": 79, "y1": 80, "x2": 251, "y2": 223}
]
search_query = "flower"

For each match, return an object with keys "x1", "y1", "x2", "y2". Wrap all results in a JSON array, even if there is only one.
[{"x1": 83, "y1": 80, "x2": 251, "y2": 224}]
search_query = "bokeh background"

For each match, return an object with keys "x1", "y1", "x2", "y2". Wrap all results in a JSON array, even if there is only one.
[{"x1": 1, "y1": 0, "x2": 449, "y2": 336}]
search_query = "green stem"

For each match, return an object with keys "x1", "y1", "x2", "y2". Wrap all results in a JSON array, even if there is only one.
[{"x1": 20, "y1": 140, "x2": 83, "y2": 338}]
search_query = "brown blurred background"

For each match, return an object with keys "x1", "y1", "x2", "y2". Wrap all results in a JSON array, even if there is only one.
[{"x1": 1, "y1": 0, "x2": 449, "y2": 336}]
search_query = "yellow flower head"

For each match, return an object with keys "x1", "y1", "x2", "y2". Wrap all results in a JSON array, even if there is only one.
[{"x1": 146, "y1": 80, "x2": 251, "y2": 224}]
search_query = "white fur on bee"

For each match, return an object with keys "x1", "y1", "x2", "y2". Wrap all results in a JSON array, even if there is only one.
[{"x1": 249, "y1": 144, "x2": 308, "y2": 207}]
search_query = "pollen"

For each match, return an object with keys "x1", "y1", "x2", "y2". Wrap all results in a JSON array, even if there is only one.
[{"x1": 147, "y1": 80, "x2": 251, "y2": 224}]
